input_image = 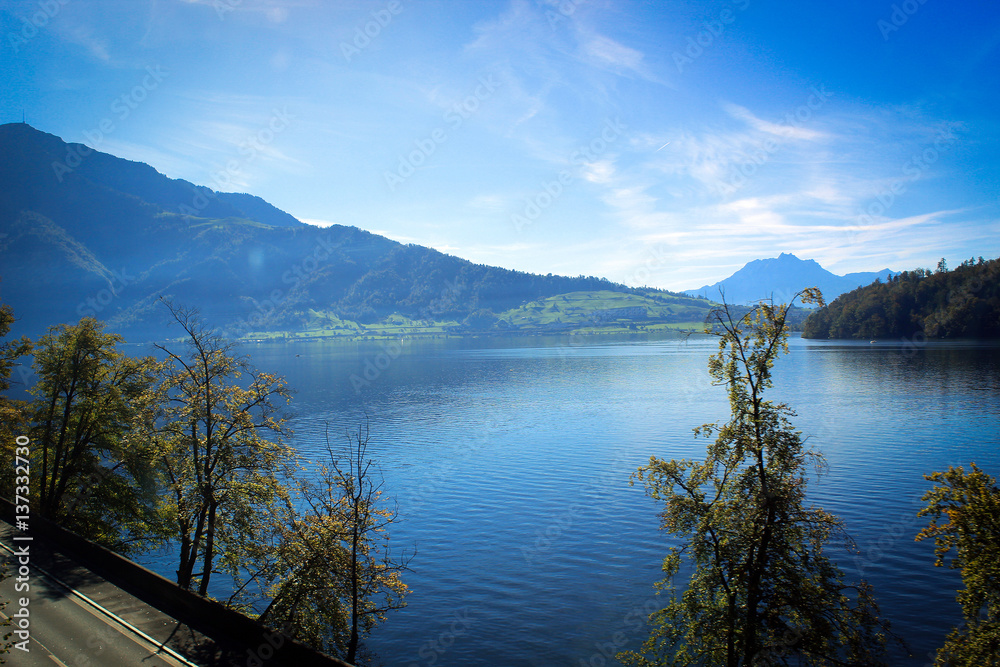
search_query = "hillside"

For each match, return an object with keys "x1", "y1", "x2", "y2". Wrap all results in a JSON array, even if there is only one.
[
  {"x1": 802, "y1": 257, "x2": 1000, "y2": 339},
  {"x1": 687, "y1": 253, "x2": 895, "y2": 305},
  {"x1": 0, "y1": 123, "x2": 713, "y2": 340}
]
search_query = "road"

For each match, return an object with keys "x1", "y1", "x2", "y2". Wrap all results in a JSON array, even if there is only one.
[{"x1": 0, "y1": 524, "x2": 204, "y2": 666}]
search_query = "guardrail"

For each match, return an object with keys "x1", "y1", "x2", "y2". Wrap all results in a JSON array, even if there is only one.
[{"x1": 0, "y1": 497, "x2": 354, "y2": 667}]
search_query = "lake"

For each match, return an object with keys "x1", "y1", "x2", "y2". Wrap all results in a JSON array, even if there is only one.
[{"x1": 186, "y1": 333, "x2": 1000, "y2": 665}]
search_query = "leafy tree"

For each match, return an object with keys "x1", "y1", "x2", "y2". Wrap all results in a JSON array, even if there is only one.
[
  {"x1": 28, "y1": 317, "x2": 166, "y2": 553},
  {"x1": 154, "y1": 299, "x2": 294, "y2": 595},
  {"x1": 916, "y1": 464, "x2": 1000, "y2": 665},
  {"x1": 461, "y1": 308, "x2": 499, "y2": 331},
  {"x1": 256, "y1": 423, "x2": 411, "y2": 663},
  {"x1": 621, "y1": 291, "x2": 891, "y2": 666},
  {"x1": 0, "y1": 299, "x2": 32, "y2": 396}
]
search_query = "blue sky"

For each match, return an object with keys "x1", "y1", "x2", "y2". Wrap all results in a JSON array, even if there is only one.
[{"x1": 2, "y1": 0, "x2": 998, "y2": 290}]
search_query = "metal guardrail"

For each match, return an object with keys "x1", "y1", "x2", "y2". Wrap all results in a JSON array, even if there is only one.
[{"x1": 0, "y1": 496, "x2": 354, "y2": 667}]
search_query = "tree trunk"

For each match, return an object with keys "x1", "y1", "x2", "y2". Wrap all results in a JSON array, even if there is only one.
[
  {"x1": 178, "y1": 503, "x2": 208, "y2": 590},
  {"x1": 198, "y1": 500, "x2": 218, "y2": 596},
  {"x1": 176, "y1": 530, "x2": 193, "y2": 589},
  {"x1": 347, "y1": 505, "x2": 360, "y2": 663}
]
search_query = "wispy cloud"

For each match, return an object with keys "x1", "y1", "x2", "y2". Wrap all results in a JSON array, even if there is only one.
[
  {"x1": 724, "y1": 103, "x2": 826, "y2": 141},
  {"x1": 575, "y1": 30, "x2": 661, "y2": 82}
]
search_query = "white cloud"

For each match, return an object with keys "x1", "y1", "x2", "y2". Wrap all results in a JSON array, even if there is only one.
[
  {"x1": 299, "y1": 217, "x2": 338, "y2": 228},
  {"x1": 724, "y1": 104, "x2": 826, "y2": 141},
  {"x1": 582, "y1": 159, "x2": 616, "y2": 184},
  {"x1": 581, "y1": 33, "x2": 647, "y2": 75}
]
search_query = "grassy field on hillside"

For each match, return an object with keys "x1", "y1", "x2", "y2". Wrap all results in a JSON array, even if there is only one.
[{"x1": 239, "y1": 289, "x2": 716, "y2": 341}]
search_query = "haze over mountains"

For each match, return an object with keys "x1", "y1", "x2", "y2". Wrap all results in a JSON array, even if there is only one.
[{"x1": 686, "y1": 253, "x2": 896, "y2": 306}]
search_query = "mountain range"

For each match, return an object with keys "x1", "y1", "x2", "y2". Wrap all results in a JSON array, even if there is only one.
[
  {"x1": 0, "y1": 123, "x2": 713, "y2": 340},
  {"x1": 1, "y1": 123, "x2": 898, "y2": 342},
  {"x1": 685, "y1": 253, "x2": 895, "y2": 306}
]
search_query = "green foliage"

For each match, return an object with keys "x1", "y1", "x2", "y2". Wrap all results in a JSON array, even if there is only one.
[
  {"x1": 0, "y1": 290, "x2": 410, "y2": 661},
  {"x1": 154, "y1": 300, "x2": 295, "y2": 595},
  {"x1": 0, "y1": 298, "x2": 32, "y2": 395},
  {"x1": 621, "y1": 289, "x2": 891, "y2": 666},
  {"x1": 803, "y1": 257, "x2": 1000, "y2": 339},
  {"x1": 0, "y1": 297, "x2": 32, "y2": 494},
  {"x1": 27, "y1": 317, "x2": 167, "y2": 554},
  {"x1": 916, "y1": 464, "x2": 1000, "y2": 665},
  {"x1": 498, "y1": 289, "x2": 711, "y2": 331},
  {"x1": 256, "y1": 424, "x2": 410, "y2": 662},
  {"x1": 461, "y1": 308, "x2": 499, "y2": 331}
]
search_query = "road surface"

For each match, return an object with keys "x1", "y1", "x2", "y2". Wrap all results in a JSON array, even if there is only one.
[{"x1": 0, "y1": 521, "x2": 211, "y2": 666}]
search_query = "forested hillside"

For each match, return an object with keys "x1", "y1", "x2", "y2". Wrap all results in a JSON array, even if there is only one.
[
  {"x1": 802, "y1": 257, "x2": 1000, "y2": 339},
  {"x1": 0, "y1": 123, "x2": 703, "y2": 340}
]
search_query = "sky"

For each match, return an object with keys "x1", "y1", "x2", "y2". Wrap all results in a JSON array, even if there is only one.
[{"x1": 1, "y1": 0, "x2": 998, "y2": 291}]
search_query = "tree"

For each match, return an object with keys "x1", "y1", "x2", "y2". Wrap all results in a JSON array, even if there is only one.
[
  {"x1": 620, "y1": 290, "x2": 891, "y2": 666},
  {"x1": 256, "y1": 423, "x2": 411, "y2": 663},
  {"x1": 0, "y1": 298, "x2": 32, "y2": 495},
  {"x1": 916, "y1": 464, "x2": 1000, "y2": 665},
  {"x1": 0, "y1": 298, "x2": 29, "y2": 661},
  {"x1": 28, "y1": 317, "x2": 166, "y2": 553},
  {"x1": 802, "y1": 256, "x2": 1000, "y2": 340},
  {"x1": 154, "y1": 299, "x2": 294, "y2": 595},
  {"x1": 0, "y1": 299, "x2": 32, "y2": 398}
]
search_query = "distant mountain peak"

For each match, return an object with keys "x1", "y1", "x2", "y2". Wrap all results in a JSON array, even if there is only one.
[{"x1": 685, "y1": 254, "x2": 895, "y2": 306}]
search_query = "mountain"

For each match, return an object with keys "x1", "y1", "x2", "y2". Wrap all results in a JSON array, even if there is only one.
[
  {"x1": 0, "y1": 123, "x2": 711, "y2": 341},
  {"x1": 685, "y1": 253, "x2": 895, "y2": 306},
  {"x1": 802, "y1": 257, "x2": 1000, "y2": 339}
]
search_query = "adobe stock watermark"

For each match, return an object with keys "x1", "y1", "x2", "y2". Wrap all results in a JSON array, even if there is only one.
[
  {"x1": 717, "y1": 84, "x2": 833, "y2": 197},
  {"x1": 877, "y1": 0, "x2": 930, "y2": 41},
  {"x1": 384, "y1": 74, "x2": 501, "y2": 191},
  {"x1": 6, "y1": 0, "x2": 70, "y2": 54},
  {"x1": 341, "y1": 0, "x2": 404, "y2": 62},
  {"x1": 75, "y1": 267, "x2": 137, "y2": 317},
  {"x1": 396, "y1": 420, "x2": 499, "y2": 516},
  {"x1": 543, "y1": 0, "x2": 587, "y2": 30},
  {"x1": 852, "y1": 121, "x2": 959, "y2": 238},
  {"x1": 625, "y1": 243, "x2": 671, "y2": 289},
  {"x1": 349, "y1": 279, "x2": 464, "y2": 393},
  {"x1": 894, "y1": 261, "x2": 983, "y2": 358},
  {"x1": 852, "y1": 494, "x2": 927, "y2": 578},
  {"x1": 244, "y1": 626, "x2": 291, "y2": 667},
  {"x1": 178, "y1": 106, "x2": 294, "y2": 221},
  {"x1": 229, "y1": 230, "x2": 337, "y2": 337},
  {"x1": 511, "y1": 117, "x2": 627, "y2": 232},
  {"x1": 51, "y1": 65, "x2": 168, "y2": 182},
  {"x1": 407, "y1": 607, "x2": 474, "y2": 667},
  {"x1": 520, "y1": 449, "x2": 634, "y2": 565},
  {"x1": 585, "y1": 596, "x2": 661, "y2": 667},
  {"x1": 212, "y1": 0, "x2": 242, "y2": 20},
  {"x1": 673, "y1": 0, "x2": 751, "y2": 73}
]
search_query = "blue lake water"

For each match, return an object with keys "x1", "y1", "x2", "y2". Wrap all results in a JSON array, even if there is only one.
[{"x1": 166, "y1": 333, "x2": 1000, "y2": 665}]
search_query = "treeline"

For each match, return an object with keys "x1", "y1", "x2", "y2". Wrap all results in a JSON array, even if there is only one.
[
  {"x1": 0, "y1": 299, "x2": 409, "y2": 664},
  {"x1": 803, "y1": 256, "x2": 1000, "y2": 339}
]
